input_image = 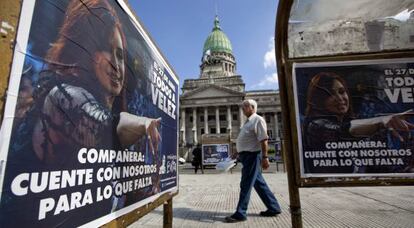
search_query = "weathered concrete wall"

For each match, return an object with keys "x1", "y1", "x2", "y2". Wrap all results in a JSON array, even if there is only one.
[{"x1": 289, "y1": 18, "x2": 414, "y2": 58}]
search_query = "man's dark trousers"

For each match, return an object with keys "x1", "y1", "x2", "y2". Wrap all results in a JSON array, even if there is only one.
[{"x1": 233, "y1": 152, "x2": 281, "y2": 219}]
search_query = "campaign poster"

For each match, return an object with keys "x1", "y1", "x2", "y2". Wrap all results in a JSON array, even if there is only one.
[
  {"x1": 202, "y1": 144, "x2": 229, "y2": 165},
  {"x1": 274, "y1": 142, "x2": 282, "y2": 161},
  {"x1": 0, "y1": 0, "x2": 178, "y2": 227},
  {"x1": 293, "y1": 59, "x2": 414, "y2": 178}
]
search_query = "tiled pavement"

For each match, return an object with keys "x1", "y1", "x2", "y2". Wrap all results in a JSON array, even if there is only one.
[{"x1": 130, "y1": 167, "x2": 414, "y2": 228}]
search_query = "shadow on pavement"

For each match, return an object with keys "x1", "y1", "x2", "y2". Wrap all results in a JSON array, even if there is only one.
[{"x1": 150, "y1": 207, "x2": 233, "y2": 223}]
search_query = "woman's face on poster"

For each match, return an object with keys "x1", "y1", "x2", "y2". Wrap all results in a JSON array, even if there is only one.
[
  {"x1": 94, "y1": 28, "x2": 125, "y2": 96},
  {"x1": 324, "y1": 79, "x2": 349, "y2": 116}
]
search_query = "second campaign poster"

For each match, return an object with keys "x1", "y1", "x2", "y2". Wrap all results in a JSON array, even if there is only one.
[
  {"x1": 202, "y1": 144, "x2": 230, "y2": 165},
  {"x1": 293, "y1": 59, "x2": 414, "y2": 177},
  {"x1": 0, "y1": 0, "x2": 178, "y2": 227}
]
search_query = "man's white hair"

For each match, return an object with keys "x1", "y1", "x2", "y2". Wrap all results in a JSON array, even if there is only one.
[{"x1": 243, "y1": 99, "x2": 257, "y2": 113}]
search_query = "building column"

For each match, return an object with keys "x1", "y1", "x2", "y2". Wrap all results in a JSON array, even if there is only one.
[
  {"x1": 274, "y1": 113, "x2": 280, "y2": 140},
  {"x1": 180, "y1": 109, "x2": 186, "y2": 145},
  {"x1": 216, "y1": 106, "x2": 220, "y2": 134},
  {"x1": 192, "y1": 108, "x2": 198, "y2": 144},
  {"x1": 204, "y1": 107, "x2": 209, "y2": 134},
  {"x1": 227, "y1": 105, "x2": 232, "y2": 133},
  {"x1": 239, "y1": 106, "x2": 245, "y2": 128}
]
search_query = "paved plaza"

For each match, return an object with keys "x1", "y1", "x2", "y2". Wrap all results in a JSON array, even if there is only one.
[{"x1": 130, "y1": 164, "x2": 414, "y2": 228}]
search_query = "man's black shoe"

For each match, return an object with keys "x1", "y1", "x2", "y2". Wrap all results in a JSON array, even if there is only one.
[
  {"x1": 224, "y1": 215, "x2": 247, "y2": 223},
  {"x1": 259, "y1": 210, "x2": 281, "y2": 217}
]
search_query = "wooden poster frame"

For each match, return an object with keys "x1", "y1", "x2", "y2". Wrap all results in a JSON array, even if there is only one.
[{"x1": 275, "y1": 0, "x2": 414, "y2": 227}]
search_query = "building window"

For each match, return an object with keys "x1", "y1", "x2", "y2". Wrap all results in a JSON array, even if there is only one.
[
  {"x1": 232, "y1": 114, "x2": 238, "y2": 121},
  {"x1": 200, "y1": 116, "x2": 204, "y2": 122},
  {"x1": 265, "y1": 115, "x2": 271, "y2": 123},
  {"x1": 220, "y1": 128, "x2": 227, "y2": 133},
  {"x1": 189, "y1": 116, "x2": 193, "y2": 122},
  {"x1": 201, "y1": 128, "x2": 205, "y2": 135},
  {"x1": 219, "y1": 115, "x2": 226, "y2": 121},
  {"x1": 267, "y1": 130, "x2": 274, "y2": 140},
  {"x1": 208, "y1": 115, "x2": 215, "y2": 121},
  {"x1": 277, "y1": 112, "x2": 282, "y2": 123},
  {"x1": 210, "y1": 128, "x2": 216, "y2": 134}
]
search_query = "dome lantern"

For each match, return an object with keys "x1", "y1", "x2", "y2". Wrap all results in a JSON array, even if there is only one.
[
  {"x1": 200, "y1": 15, "x2": 236, "y2": 78},
  {"x1": 202, "y1": 16, "x2": 233, "y2": 56}
]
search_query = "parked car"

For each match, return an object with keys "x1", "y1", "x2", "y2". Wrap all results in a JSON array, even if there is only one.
[
  {"x1": 268, "y1": 155, "x2": 282, "y2": 163},
  {"x1": 268, "y1": 155, "x2": 276, "y2": 163},
  {"x1": 178, "y1": 157, "x2": 186, "y2": 165}
]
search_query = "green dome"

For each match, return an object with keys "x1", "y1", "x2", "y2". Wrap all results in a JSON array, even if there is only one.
[{"x1": 202, "y1": 16, "x2": 232, "y2": 56}]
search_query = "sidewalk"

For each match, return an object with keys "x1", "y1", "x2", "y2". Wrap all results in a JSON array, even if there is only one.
[{"x1": 130, "y1": 171, "x2": 414, "y2": 228}]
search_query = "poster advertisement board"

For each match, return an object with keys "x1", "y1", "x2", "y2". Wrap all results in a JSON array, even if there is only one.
[
  {"x1": 0, "y1": 0, "x2": 178, "y2": 227},
  {"x1": 274, "y1": 142, "x2": 282, "y2": 161},
  {"x1": 202, "y1": 144, "x2": 230, "y2": 165},
  {"x1": 293, "y1": 59, "x2": 414, "y2": 178}
]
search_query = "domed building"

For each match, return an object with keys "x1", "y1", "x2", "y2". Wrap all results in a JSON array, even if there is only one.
[
  {"x1": 179, "y1": 16, "x2": 282, "y2": 160},
  {"x1": 201, "y1": 16, "x2": 236, "y2": 78}
]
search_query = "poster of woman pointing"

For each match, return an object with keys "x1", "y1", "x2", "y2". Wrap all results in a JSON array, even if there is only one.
[
  {"x1": 0, "y1": 0, "x2": 178, "y2": 227},
  {"x1": 293, "y1": 59, "x2": 414, "y2": 178}
]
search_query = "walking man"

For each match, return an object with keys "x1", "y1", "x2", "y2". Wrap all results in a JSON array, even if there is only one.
[{"x1": 225, "y1": 99, "x2": 281, "y2": 223}]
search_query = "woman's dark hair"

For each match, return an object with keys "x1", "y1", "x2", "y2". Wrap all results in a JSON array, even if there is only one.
[
  {"x1": 45, "y1": 0, "x2": 127, "y2": 108},
  {"x1": 305, "y1": 72, "x2": 353, "y2": 118}
]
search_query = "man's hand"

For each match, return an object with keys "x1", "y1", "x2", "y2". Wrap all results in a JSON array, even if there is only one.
[
  {"x1": 260, "y1": 139, "x2": 269, "y2": 169},
  {"x1": 262, "y1": 158, "x2": 270, "y2": 170}
]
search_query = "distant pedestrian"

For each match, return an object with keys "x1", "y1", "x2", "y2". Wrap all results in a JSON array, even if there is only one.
[
  {"x1": 192, "y1": 145, "x2": 202, "y2": 174},
  {"x1": 225, "y1": 99, "x2": 281, "y2": 223}
]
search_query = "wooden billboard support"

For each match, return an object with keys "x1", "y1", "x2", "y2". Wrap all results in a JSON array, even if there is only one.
[
  {"x1": 163, "y1": 197, "x2": 173, "y2": 227},
  {"x1": 275, "y1": 1, "x2": 302, "y2": 227},
  {"x1": 102, "y1": 192, "x2": 178, "y2": 228},
  {"x1": 0, "y1": 0, "x2": 22, "y2": 121}
]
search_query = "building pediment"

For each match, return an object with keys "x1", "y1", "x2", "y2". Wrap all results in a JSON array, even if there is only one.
[{"x1": 181, "y1": 84, "x2": 244, "y2": 100}]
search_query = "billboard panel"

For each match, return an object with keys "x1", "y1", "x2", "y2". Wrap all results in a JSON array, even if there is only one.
[
  {"x1": 0, "y1": 0, "x2": 178, "y2": 227},
  {"x1": 202, "y1": 144, "x2": 230, "y2": 165},
  {"x1": 293, "y1": 59, "x2": 414, "y2": 178}
]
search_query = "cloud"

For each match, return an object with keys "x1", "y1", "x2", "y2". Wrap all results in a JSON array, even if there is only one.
[
  {"x1": 251, "y1": 37, "x2": 278, "y2": 89},
  {"x1": 251, "y1": 72, "x2": 279, "y2": 89},
  {"x1": 263, "y1": 37, "x2": 276, "y2": 69},
  {"x1": 388, "y1": 9, "x2": 414, "y2": 22}
]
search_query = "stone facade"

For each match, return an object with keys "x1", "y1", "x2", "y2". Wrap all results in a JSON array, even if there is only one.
[{"x1": 179, "y1": 16, "x2": 281, "y2": 161}]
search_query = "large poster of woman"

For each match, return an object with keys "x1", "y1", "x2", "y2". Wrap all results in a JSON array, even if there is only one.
[
  {"x1": 0, "y1": 0, "x2": 178, "y2": 227},
  {"x1": 294, "y1": 59, "x2": 414, "y2": 178}
]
